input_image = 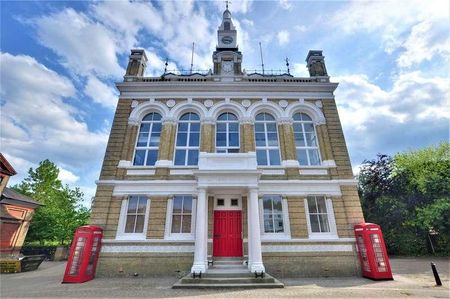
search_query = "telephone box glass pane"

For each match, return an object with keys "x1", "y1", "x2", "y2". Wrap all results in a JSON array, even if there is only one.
[
  {"x1": 357, "y1": 235, "x2": 371, "y2": 272},
  {"x1": 69, "y1": 237, "x2": 86, "y2": 275},
  {"x1": 371, "y1": 234, "x2": 387, "y2": 272}
]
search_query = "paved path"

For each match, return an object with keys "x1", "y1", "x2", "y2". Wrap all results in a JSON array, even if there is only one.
[{"x1": 1, "y1": 257, "x2": 449, "y2": 298}]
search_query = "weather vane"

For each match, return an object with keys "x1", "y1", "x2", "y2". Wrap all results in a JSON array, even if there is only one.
[
  {"x1": 164, "y1": 58, "x2": 168, "y2": 73},
  {"x1": 225, "y1": 0, "x2": 230, "y2": 10}
]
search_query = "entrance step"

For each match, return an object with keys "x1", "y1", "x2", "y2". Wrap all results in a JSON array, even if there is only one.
[{"x1": 173, "y1": 258, "x2": 284, "y2": 289}]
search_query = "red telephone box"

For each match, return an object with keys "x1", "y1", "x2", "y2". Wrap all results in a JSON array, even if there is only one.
[
  {"x1": 354, "y1": 223, "x2": 393, "y2": 280},
  {"x1": 62, "y1": 225, "x2": 103, "y2": 283}
]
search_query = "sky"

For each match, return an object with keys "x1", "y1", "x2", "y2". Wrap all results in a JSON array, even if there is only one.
[{"x1": 1, "y1": 0, "x2": 449, "y2": 207}]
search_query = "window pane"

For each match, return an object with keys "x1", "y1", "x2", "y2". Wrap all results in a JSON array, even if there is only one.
[
  {"x1": 294, "y1": 133, "x2": 306, "y2": 147},
  {"x1": 137, "y1": 197, "x2": 147, "y2": 213},
  {"x1": 146, "y1": 150, "x2": 158, "y2": 166},
  {"x1": 229, "y1": 122, "x2": 239, "y2": 132},
  {"x1": 189, "y1": 133, "x2": 200, "y2": 146},
  {"x1": 176, "y1": 133, "x2": 187, "y2": 146},
  {"x1": 293, "y1": 113, "x2": 302, "y2": 121},
  {"x1": 218, "y1": 113, "x2": 227, "y2": 121},
  {"x1": 269, "y1": 150, "x2": 281, "y2": 165},
  {"x1": 308, "y1": 149, "x2": 321, "y2": 165},
  {"x1": 267, "y1": 133, "x2": 278, "y2": 146},
  {"x1": 180, "y1": 113, "x2": 190, "y2": 121},
  {"x1": 255, "y1": 113, "x2": 265, "y2": 121},
  {"x1": 152, "y1": 122, "x2": 162, "y2": 133},
  {"x1": 182, "y1": 196, "x2": 192, "y2": 213},
  {"x1": 255, "y1": 123, "x2": 265, "y2": 132},
  {"x1": 178, "y1": 122, "x2": 188, "y2": 132},
  {"x1": 135, "y1": 215, "x2": 145, "y2": 233},
  {"x1": 137, "y1": 133, "x2": 148, "y2": 147},
  {"x1": 173, "y1": 197, "x2": 183, "y2": 213},
  {"x1": 182, "y1": 215, "x2": 192, "y2": 233},
  {"x1": 266, "y1": 122, "x2": 277, "y2": 132},
  {"x1": 153, "y1": 113, "x2": 162, "y2": 121},
  {"x1": 255, "y1": 133, "x2": 266, "y2": 146},
  {"x1": 304, "y1": 123, "x2": 314, "y2": 132},
  {"x1": 149, "y1": 133, "x2": 160, "y2": 146},
  {"x1": 125, "y1": 216, "x2": 136, "y2": 233},
  {"x1": 140, "y1": 123, "x2": 150, "y2": 132},
  {"x1": 305, "y1": 132, "x2": 316, "y2": 146},
  {"x1": 216, "y1": 123, "x2": 226, "y2": 132},
  {"x1": 217, "y1": 133, "x2": 226, "y2": 146},
  {"x1": 171, "y1": 215, "x2": 181, "y2": 233},
  {"x1": 308, "y1": 197, "x2": 317, "y2": 213},
  {"x1": 228, "y1": 148, "x2": 239, "y2": 153},
  {"x1": 310, "y1": 215, "x2": 320, "y2": 232},
  {"x1": 256, "y1": 150, "x2": 268, "y2": 165},
  {"x1": 229, "y1": 133, "x2": 239, "y2": 146},
  {"x1": 274, "y1": 214, "x2": 284, "y2": 233},
  {"x1": 217, "y1": 199, "x2": 224, "y2": 206},
  {"x1": 174, "y1": 150, "x2": 186, "y2": 165},
  {"x1": 187, "y1": 150, "x2": 199, "y2": 165},
  {"x1": 272, "y1": 197, "x2": 282, "y2": 212},
  {"x1": 293, "y1": 123, "x2": 303, "y2": 132},
  {"x1": 316, "y1": 197, "x2": 327, "y2": 213},
  {"x1": 142, "y1": 113, "x2": 154, "y2": 121},
  {"x1": 301, "y1": 113, "x2": 312, "y2": 121},
  {"x1": 190, "y1": 122, "x2": 200, "y2": 132},
  {"x1": 264, "y1": 214, "x2": 274, "y2": 233},
  {"x1": 318, "y1": 215, "x2": 330, "y2": 233},
  {"x1": 231, "y1": 199, "x2": 238, "y2": 206},
  {"x1": 133, "y1": 150, "x2": 146, "y2": 166},
  {"x1": 128, "y1": 197, "x2": 138, "y2": 213},
  {"x1": 297, "y1": 149, "x2": 308, "y2": 165},
  {"x1": 263, "y1": 197, "x2": 272, "y2": 213}
]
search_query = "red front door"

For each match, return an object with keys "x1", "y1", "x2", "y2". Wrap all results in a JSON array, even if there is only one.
[{"x1": 213, "y1": 211, "x2": 243, "y2": 257}]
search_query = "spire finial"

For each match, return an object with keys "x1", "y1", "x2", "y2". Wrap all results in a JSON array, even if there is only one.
[
  {"x1": 285, "y1": 57, "x2": 290, "y2": 74},
  {"x1": 225, "y1": 0, "x2": 230, "y2": 10}
]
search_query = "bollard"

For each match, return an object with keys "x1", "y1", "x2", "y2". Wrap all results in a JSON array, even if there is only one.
[{"x1": 430, "y1": 262, "x2": 442, "y2": 286}]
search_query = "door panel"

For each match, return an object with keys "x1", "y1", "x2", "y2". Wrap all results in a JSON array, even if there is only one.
[{"x1": 213, "y1": 211, "x2": 243, "y2": 257}]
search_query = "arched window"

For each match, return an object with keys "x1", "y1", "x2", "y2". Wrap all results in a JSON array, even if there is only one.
[
  {"x1": 133, "y1": 112, "x2": 162, "y2": 166},
  {"x1": 293, "y1": 113, "x2": 321, "y2": 165},
  {"x1": 174, "y1": 112, "x2": 201, "y2": 166},
  {"x1": 216, "y1": 112, "x2": 239, "y2": 153},
  {"x1": 254, "y1": 112, "x2": 281, "y2": 166}
]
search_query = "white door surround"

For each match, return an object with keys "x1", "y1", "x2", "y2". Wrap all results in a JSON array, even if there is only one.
[{"x1": 213, "y1": 194, "x2": 242, "y2": 210}]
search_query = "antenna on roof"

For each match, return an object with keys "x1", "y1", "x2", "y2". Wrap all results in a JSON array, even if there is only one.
[
  {"x1": 285, "y1": 57, "x2": 290, "y2": 75},
  {"x1": 190, "y1": 42, "x2": 195, "y2": 74},
  {"x1": 259, "y1": 42, "x2": 265, "y2": 75},
  {"x1": 164, "y1": 58, "x2": 168, "y2": 74}
]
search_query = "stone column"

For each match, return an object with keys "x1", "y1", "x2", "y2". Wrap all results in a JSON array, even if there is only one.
[
  {"x1": 204, "y1": 194, "x2": 209, "y2": 267},
  {"x1": 191, "y1": 187, "x2": 207, "y2": 273},
  {"x1": 247, "y1": 194, "x2": 253, "y2": 269},
  {"x1": 248, "y1": 188, "x2": 265, "y2": 273},
  {"x1": 155, "y1": 118, "x2": 176, "y2": 176}
]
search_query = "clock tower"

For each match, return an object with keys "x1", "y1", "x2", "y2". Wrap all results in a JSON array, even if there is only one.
[{"x1": 213, "y1": 5, "x2": 242, "y2": 77}]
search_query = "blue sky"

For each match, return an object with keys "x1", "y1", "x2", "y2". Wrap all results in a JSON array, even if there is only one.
[{"x1": 1, "y1": 0, "x2": 449, "y2": 207}]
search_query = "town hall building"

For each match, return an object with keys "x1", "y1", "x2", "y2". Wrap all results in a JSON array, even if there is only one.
[{"x1": 90, "y1": 7, "x2": 365, "y2": 283}]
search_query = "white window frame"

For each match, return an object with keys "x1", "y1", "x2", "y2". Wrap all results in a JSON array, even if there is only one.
[
  {"x1": 164, "y1": 195, "x2": 196, "y2": 241},
  {"x1": 254, "y1": 113, "x2": 281, "y2": 166},
  {"x1": 293, "y1": 113, "x2": 322, "y2": 166},
  {"x1": 258, "y1": 195, "x2": 291, "y2": 240},
  {"x1": 215, "y1": 112, "x2": 240, "y2": 153},
  {"x1": 116, "y1": 196, "x2": 151, "y2": 240},
  {"x1": 174, "y1": 113, "x2": 201, "y2": 166},
  {"x1": 132, "y1": 112, "x2": 162, "y2": 166},
  {"x1": 304, "y1": 196, "x2": 338, "y2": 240}
]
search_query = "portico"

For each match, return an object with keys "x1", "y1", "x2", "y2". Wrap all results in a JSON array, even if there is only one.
[{"x1": 191, "y1": 152, "x2": 265, "y2": 274}]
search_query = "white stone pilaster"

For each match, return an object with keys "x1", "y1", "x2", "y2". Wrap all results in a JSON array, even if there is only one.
[
  {"x1": 248, "y1": 188, "x2": 265, "y2": 273},
  {"x1": 247, "y1": 194, "x2": 253, "y2": 269},
  {"x1": 191, "y1": 187, "x2": 207, "y2": 273}
]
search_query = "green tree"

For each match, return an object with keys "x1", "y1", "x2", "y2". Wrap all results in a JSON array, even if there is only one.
[{"x1": 13, "y1": 160, "x2": 90, "y2": 245}]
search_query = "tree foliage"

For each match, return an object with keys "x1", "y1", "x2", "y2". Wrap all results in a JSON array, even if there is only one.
[
  {"x1": 13, "y1": 160, "x2": 90, "y2": 245},
  {"x1": 358, "y1": 143, "x2": 450, "y2": 255}
]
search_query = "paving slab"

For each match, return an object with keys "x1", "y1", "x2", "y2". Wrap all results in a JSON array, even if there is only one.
[{"x1": 0, "y1": 257, "x2": 448, "y2": 298}]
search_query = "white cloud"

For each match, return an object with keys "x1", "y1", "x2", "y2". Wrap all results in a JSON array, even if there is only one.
[
  {"x1": 330, "y1": 0, "x2": 449, "y2": 59},
  {"x1": 397, "y1": 20, "x2": 450, "y2": 68},
  {"x1": 277, "y1": 30, "x2": 290, "y2": 46},
  {"x1": 279, "y1": 0, "x2": 292, "y2": 10},
  {"x1": 58, "y1": 168, "x2": 80, "y2": 184},
  {"x1": 212, "y1": 0, "x2": 253, "y2": 14},
  {"x1": 84, "y1": 75, "x2": 118, "y2": 109},
  {"x1": 292, "y1": 63, "x2": 309, "y2": 77},
  {"x1": 334, "y1": 71, "x2": 449, "y2": 164},
  {"x1": 294, "y1": 25, "x2": 307, "y2": 33},
  {"x1": 32, "y1": 8, "x2": 124, "y2": 78},
  {"x1": 0, "y1": 52, "x2": 108, "y2": 173}
]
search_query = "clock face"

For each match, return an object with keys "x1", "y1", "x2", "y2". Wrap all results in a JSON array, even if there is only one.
[
  {"x1": 221, "y1": 36, "x2": 233, "y2": 45},
  {"x1": 222, "y1": 61, "x2": 233, "y2": 74}
]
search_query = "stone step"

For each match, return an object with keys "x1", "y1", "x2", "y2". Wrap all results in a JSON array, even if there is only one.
[
  {"x1": 212, "y1": 260, "x2": 244, "y2": 266},
  {"x1": 173, "y1": 282, "x2": 285, "y2": 289},
  {"x1": 210, "y1": 264, "x2": 247, "y2": 268},
  {"x1": 180, "y1": 277, "x2": 276, "y2": 284}
]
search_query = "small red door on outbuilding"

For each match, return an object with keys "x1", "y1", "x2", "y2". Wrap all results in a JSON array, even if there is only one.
[{"x1": 213, "y1": 211, "x2": 243, "y2": 257}]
